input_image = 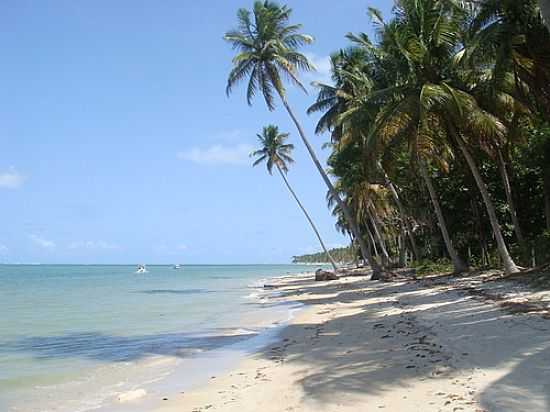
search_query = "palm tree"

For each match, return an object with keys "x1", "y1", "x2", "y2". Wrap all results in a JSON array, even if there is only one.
[
  {"x1": 333, "y1": 1, "x2": 523, "y2": 274},
  {"x1": 251, "y1": 125, "x2": 338, "y2": 270},
  {"x1": 224, "y1": 1, "x2": 381, "y2": 274},
  {"x1": 459, "y1": 0, "x2": 550, "y2": 248},
  {"x1": 308, "y1": 48, "x2": 420, "y2": 261},
  {"x1": 465, "y1": 0, "x2": 550, "y2": 118}
]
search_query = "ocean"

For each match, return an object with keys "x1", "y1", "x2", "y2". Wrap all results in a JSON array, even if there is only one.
[{"x1": 0, "y1": 264, "x2": 317, "y2": 412}]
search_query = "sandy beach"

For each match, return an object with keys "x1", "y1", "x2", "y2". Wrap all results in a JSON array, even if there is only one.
[{"x1": 152, "y1": 270, "x2": 550, "y2": 412}]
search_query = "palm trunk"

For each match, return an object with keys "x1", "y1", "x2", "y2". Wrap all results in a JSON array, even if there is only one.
[
  {"x1": 367, "y1": 212, "x2": 390, "y2": 267},
  {"x1": 348, "y1": 234, "x2": 359, "y2": 267},
  {"x1": 545, "y1": 182, "x2": 550, "y2": 231},
  {"x1": 366, "y1": 224, "x2": 379, "y2": 259},
  {"x1": 418, "y1": 161, "x2": 468, "y2": 273},
  {"x1": 398, "y1": 233, "x2": 406, "y2": 267},
  {"x1": 278, "y1": 95, "x2": 381, "y2": 275},
  {"x1": 276, "y1": 165, "x2": 338, "y2": 271},
  {"x1": 379, "y1": 163, "x2": 419, "y2": 259},
  {"x1": 497, "y1": 149, "x2": 525, "y2": 246},
  {"x1": 367, "y1": 204, "x2": 391, "y2": 266},
  {"x1": 456, "y1": 137, "x2": 520, "y2": 274}
]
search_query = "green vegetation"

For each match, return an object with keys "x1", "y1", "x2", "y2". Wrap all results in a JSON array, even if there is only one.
[
  {"x1": 292, "y1": 246, "x2": 357, "y2": 265},
  {"x1": 225, "y1": 1, "x2": 550, "y2": 277}
]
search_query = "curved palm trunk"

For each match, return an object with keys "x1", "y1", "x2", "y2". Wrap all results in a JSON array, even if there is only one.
[
  {"x1": 456, "y1": 138, "x2": 520, "y2": 274},
  {"x1": 366, "y1": 224, "x2": 379, "y2": 259},
  {"x1": 348, "y1": 234, "x2": 359, "y2": 267},
  {"x1": 276, "y1": 165, "x2": 338, "y2": 271},
  {"x1": 418, "y1": 161, "x2": 468, "y2": 273},
  {"x1": 379, "y1": 163, "x2": 419, "y2": 259},
  {"x1": 278, "y1": 95, "x2": 382, "y2": 276},
  {"x1": 496, "y1": 149, "x2": 525, "y2": 246},
  {"x1": 367, "y1": 204, "x2": 391, "y2": 267}
]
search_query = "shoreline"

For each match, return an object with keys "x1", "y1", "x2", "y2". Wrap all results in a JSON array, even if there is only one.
[
  {"x1": 0, "y1": 265, "x2": 318, "y2": 412},
  {"x1": 93, "y1": 271, "x2": 314, "y2": 412},
  {"x1": 149, "y1": 270, "x2": 550, "y2": 412}
]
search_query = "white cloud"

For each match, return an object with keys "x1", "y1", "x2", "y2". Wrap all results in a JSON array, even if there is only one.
[
  {"x1": 0, "y1": 168, "x2": 25, "y2": 189},
  {"x1": 303, "y1": 53, "x2": 333, "y2": 86},
  {"x1": 68, "y1": 240, "x2": 120, "y2": 250},
  {"x1": 29, "y1": 234, "x2": 56, "y2": 249},
  {"x1": 0, "y1": 244, "x2": 8, "y2": 254},
  {"x1": 177, "y1": 144, "x2": 253, "y2": 166}
]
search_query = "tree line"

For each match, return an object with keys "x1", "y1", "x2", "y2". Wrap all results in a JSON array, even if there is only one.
[{"x1": 292, "y1": 246, "x2": 356, "y2": 265}]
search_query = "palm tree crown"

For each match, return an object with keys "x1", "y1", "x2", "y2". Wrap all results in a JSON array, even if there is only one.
[
  {"x1": 224, "y1": 0, "x2": 314, "y2": 110},
  {"x1": 251, "y1": 125, "x2": 295, "y2": 174}
]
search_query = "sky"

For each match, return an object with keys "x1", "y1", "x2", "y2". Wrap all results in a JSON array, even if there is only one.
[{"x1": 0, "y1": 0, "x2": 393, "y2": 264}]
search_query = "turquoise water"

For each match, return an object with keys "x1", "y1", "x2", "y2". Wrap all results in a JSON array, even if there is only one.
[{"x1": 0, "y1": 264, "x2": 315, "y2": 412}]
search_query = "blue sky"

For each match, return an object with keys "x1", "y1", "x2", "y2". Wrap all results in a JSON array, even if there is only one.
[{"x1": 0, "y1": 0, "x2": 392, "y2": 264}]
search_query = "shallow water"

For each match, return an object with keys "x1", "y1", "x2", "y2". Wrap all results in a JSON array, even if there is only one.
[{"x1": 0, "y1": 264, "x2": 316, "y2": 412}]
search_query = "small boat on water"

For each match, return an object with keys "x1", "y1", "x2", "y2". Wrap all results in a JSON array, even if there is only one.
[
  {"x1": 173, "y1": 264, "x2": 183, "y2": 270},
  {"x1": 136, "y1": 264, "x2": 147, "y2": 274}
]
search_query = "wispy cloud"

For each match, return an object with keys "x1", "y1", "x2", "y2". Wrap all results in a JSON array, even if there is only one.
[
  {"x1": 177, "y1": 144, "x2": 253, "y2": 166},
  {"x1": 0, "y1": 168, "x2": 25, "y2": 189},
  {"x1": 303, "y1": 53, "x2": 333, "y2": 86},
  {"x1": 29, "y1": 234, "x2": 56, "y2": 249},
  {"x1": 68, "y1": 240, "x2": 120, "y2": 250},
  {"x1": 0, "y1": 244, "x2": 8, "y2": 254}
]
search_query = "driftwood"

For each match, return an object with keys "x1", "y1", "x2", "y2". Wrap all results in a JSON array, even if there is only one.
[{"x1": 315, "y1": 269, "x2": 338, "y2": 281}]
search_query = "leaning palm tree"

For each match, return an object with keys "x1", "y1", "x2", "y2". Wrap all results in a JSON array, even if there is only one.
[
  {"x1": 334, "y1": 1, "x2": 522, "y2": 274},
  {"x1": 308, "y1": 48, "x2": 420, "y2": 261},
  {"x1": 251, "y1": 125, "x2": 338, "y2": 270},
  {"x1": 224, "y1": 1, "x2": 380, "y2": 274}
]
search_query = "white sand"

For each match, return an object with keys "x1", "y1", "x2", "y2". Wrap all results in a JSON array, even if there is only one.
[{"x1": 153, "y1": 273, "x2": 550, "y2": 412}]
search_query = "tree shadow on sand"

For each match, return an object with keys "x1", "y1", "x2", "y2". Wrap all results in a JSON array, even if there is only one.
[{"x1": 258, "y1": 277, "x2": 550, "y2": 410}]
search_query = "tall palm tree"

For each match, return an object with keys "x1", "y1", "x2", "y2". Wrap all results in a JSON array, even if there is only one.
[
  {"x1": 308, "y1": 48, "x2": 420, "y2": 260},
  {"x1": 333, "y1": 1, "x2": 522, "y2": 274},
  {"x1": 463, "y1": 68, "x2": 531, "y2": 247},
  {"x1": 251, "y1": 125, "x2": 338, "y2": 270},
  {"x1": 224, "y1": 1, "x2": 380, "y2": 274}
]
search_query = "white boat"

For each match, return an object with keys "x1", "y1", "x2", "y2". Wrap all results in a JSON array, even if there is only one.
[
  {"x1": 173, "y1": 264, "x2": 183, "y2": 270},
  {"x1": 136, "y1": 265, "x2": 147, "y2": 274}
]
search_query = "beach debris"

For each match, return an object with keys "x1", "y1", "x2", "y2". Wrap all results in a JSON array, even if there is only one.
[{"x1": 315, "y1": 269, "x2": 338, "y2": 281}]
